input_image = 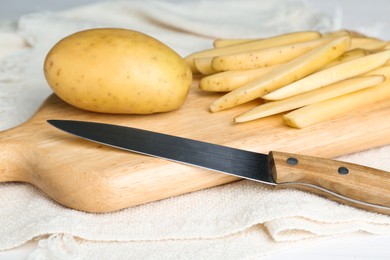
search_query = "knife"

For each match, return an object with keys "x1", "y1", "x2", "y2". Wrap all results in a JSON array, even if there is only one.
[{"x1": 47, "y1": 119, "x2": 390, "y2": 215}]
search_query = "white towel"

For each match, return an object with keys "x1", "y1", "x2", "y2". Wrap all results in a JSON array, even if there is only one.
[{"x1": 1, "y1": 1, "x2": 389, "y2": 259}]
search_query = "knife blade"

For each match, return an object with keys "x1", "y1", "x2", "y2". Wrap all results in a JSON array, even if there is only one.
[{"x1": 47, "y1": 119, "x2": 390, "y2": 215}]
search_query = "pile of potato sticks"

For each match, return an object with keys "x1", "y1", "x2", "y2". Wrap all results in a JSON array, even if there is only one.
[{"x1": 185, "y1": 30, "x2": 390, "y2": 128}]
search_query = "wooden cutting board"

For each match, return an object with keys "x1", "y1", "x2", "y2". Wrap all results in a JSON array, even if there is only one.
[{"x1": 1, "y1": 82, "x2": 390, "y2": 212}]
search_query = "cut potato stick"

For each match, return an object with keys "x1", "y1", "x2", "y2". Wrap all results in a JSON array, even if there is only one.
[
  {"x1": 199, "y1": 65, "x2": 279, "y2": 92},
  {"x1": 321, "y1": 48, "x2": 369, "y2": 69},
  {"x1": 234, "y1": 75, "x2": 384, "y2": 123},
  {"x1": 209, "y1": 36, "x2": 350, "y2": 112},
  {"x1": 349, "y1": 37, "x2": 387, "y2": 50},
  {"x1": 365, "y1": 65, "x2": 390, "y2": 80},
  {"x1": 199, "y1": 47, "x2": 368, "y2": 89},
  {"x1": 322, "y1": 30, "x2": 368, "y2": 38},
  {"x1": 211, "y1": 37, "x2": 331, "y2": 71},
  {"x1": 263, "y1": 49, "x2": 390, "y2": 100},
  {"x1": 194, "y1": 57, "x2": 219, "y2": 75},
  {"x1": 195, "y1": 42, "x2": 293, "y2": 75},
  {"x1": 345, "y1": 30, "x2": 368, "y2": 37},
  {"x1": 213, "y1": 30, "x2": 362, "y2": 48},
  {"x1": 185, "y1": 31, "x2": 321, "y2": 73},
  {"x1": 283, "y1": 81, "x2": 390, "y2": 128},
  {"x1": 322, "y1": 30, "x2": 351, "y2": 38},
  {"x1": 213, "y1": 38, "x2": 256, "y2": 48}
]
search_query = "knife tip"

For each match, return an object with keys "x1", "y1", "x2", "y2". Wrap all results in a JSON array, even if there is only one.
[
  {"x1": 47, "y1": 119, "x2": 59, "y2": 126},
  {"x1": 47, "y1": 119, "x2": 68, "y2": 129}
]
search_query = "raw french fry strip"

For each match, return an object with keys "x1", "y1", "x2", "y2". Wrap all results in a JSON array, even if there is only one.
[
  {"x1": 321, "y1": 48, "x2": 368, "y2": 69},
  {"x1": 209, "y1": 36, "x2": 350, "y2": 112},
  {"x1": 196, "y1": 38, "x2": 325, "y2": 75},
  {"x1": 321, "y1": 30, "x2": 351, "y2": 38},
  {"x1": 185, "y1": 31, "x2": 321, "y2": 73},
  {"x1": 199, "y1": 65, "x2": 279, "y2": 92},
  {"x1": 200, "y1": 48, "x2": 370, "y2": 93},
  {"x1": 211, "y1": 29, "x2": 364, "y2": 48},
  {"x1": 194, "y1": 57, "x2": 219, "y2": 75},
  {"x1": 263, "y1": 49, "x2": 390, "y2": 100},
  {"x1": 349, "y1": 37, "x2": 387, "y2": 50},
  {"x1": 213, "y1": 38, "x2": 256, "y2": 48},
  {"x1": 211, "y1": 37, "x2": 331, "y2": 71},
  {"x1": 234, "y1": 75, "x2": 384, "y2": 123},
  {"x1": 283, "y1": 81, "x2": 390, "y2": 128},
  {"x1": 365, "y1": 65, "x2": 390, "y2": 80}
]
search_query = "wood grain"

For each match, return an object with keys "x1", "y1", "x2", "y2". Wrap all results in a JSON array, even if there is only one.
[
  {"x1": 270, "y1": 151, "x2": 390, "y2": 215},
  {"x1": 1, "y1": 82, "x2": 389, "y2": 212}
]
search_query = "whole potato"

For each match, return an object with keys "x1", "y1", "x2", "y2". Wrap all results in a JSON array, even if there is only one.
[{"x1": 44, "y1": 28, "x2": 192, "y2": 114}]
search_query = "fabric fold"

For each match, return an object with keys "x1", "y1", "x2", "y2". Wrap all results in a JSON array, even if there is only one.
[{"x1": 1, "y1": 179, "x2": 390, "y2": 256}]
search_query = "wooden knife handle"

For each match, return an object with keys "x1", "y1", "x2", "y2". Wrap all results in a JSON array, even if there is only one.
[{"x1": 269, "y1": 151, "x2": 390, "y2": 215}]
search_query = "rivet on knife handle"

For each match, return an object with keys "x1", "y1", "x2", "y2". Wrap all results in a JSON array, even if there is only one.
[{"x1": 269, "y1": 151, "x2": 390, "y2": 214}]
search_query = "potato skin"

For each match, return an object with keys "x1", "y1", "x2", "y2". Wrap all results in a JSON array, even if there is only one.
[{"x1": 44, "y1": 28, "x2": 192, "y2": 114}]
